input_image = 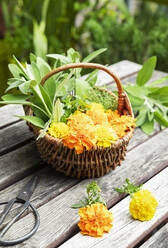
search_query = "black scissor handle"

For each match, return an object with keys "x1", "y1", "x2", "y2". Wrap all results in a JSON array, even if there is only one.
[{"x1": 0, "y1": 202, "x2": 40, "y2": 246}]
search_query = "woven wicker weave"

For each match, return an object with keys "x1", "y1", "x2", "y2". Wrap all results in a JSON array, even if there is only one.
[{"x1": 24, "y1": 63, "x2": 134, "y2": 178}]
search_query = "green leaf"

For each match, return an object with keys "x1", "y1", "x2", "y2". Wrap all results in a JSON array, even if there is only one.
[
  {"x1": 83, "y1": 48, "x2": 107, "y2": 63},
  {"x1": 136, "y1": 108, "x2": 147, "y2": 127},
  {"x1": 1, "y1": 94, "x2": 28, "y2": 103},
  {"x1": 67, "y1": 48, "x2": 81, "y2": 62},
  {"x1": 19, "y1": 81, "x2": 32, "y2": 94},
  {"x1": 53, "y1": 99, "x2": 64, "y2": 122},
  {"x1": 85, "y1": 69, "x2": 98, "y2": 87},
  {"x1": 154, "y1": 111, "x2": 168, "y2": 127},
  {"x1": 47, "y1": 54, "x2": 70, "y2": 64},
  {"x1": 37, "y1": 118, "x2": 51, "y2": 140},
  {"x1": 33, "y1": 21, "x2": 48, "y2": 60},
  {"x1": 13, "y1": 55, "x2": 29, "y2": 79},
  {"x1": 26, "y1": 62, "x2": 41, "y2": 83},
  {"x1": 30, "y1": 81, "x2": 52, "y2": 117},
  {"x1": 125, "y1": 85, "x2": 149, "y2": 98},
  {"x1": 149, "y1": 86, "x2": 168, "y2": 103},
  {"x1": 147, "y1": 76, "x2": 168, "y2": 87},
  {"x1": 5, "y1": 79, "x2": 26, "y2": 92},
  {"x1": 8, "y1": 64, "x2": 23, "y2": 78},
  {"x1": 141, "y1": 118, "x2": 154, "y2": 135},
  {"x1": 147, "y1": 109, "x2": 154, "y2": 122},
  {"x1": 36, "y1": 56, "x2": 51, "y2": 77},
  {"x1": 136, "y1": 56, "x2": 157, "y2": 86},
  {"x1": 71, "y1": 204, "x2": 84, "y2": 209},
  {"x1": 30, "y1": 53, "x2": 37, "y2": 63},
  {"x1": 16, "y1": 115, "x2": 45, "y2": 129},
  {"x1": 76, "y1": 79, "x2": 91, "y2": 99}
]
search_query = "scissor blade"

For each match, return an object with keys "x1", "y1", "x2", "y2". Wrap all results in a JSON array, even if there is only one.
[{"x1": 16, "y1": 176, "x2": 38, "y2": 202}]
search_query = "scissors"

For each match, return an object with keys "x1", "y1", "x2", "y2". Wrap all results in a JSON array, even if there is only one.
[{"x1": 0, "y1": 176, "x2": 40, "y2": 246}]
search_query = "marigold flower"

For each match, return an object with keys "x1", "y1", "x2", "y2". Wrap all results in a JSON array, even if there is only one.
[
  {"x1": 129, "y1": 189, "x2": 158, "y2": 221},
  {"x1": 86, "y1": 102, "x2": 108, "y2": 125},
  {"x1": 64, "y1": 111, "x2": 96, "y2": 154},
  {"x1": 48, "y1": 122, "x2": 69, "y2": 139},
  {"x1": 95, "y1": 124, "x2": 118, "y2": 147},
  {"x1": 107, "y1": 109, "x2": 135, "y2": 139},
  {"x1": 78, "y1": 203, "x2": 113, "y2": 237},
  {"x1": 63, "y1": 132, "x2": 95, "y2": 154}
]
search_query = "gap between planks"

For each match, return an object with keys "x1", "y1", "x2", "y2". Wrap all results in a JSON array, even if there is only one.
[
  {"x1": 60, "y1": 167, "x2": 168, "y2": 248},
  {"x1": 2, "y1": 128, "x2": 168, "y2": 248}
]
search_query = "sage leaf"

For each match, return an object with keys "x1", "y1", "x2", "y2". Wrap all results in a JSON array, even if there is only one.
[
  {"x1": 136, "y1": 108, "x2": 147, "y2": 127},
  {"x1": 154, "y1": 111, "x2": 168, "y2": 127},
  {"x1": 136, "y1": 56, "x2": 157, "y2": 86},
  {"x1": 13, "y1": 55, "x2": 29, "y2": 79},
  {"x1": 147, "y1": 76, "x2": 168, "y2": 87},
  {"x1": 30, "y1": 80, "x2": 52, "y2": 116},
  {"x1": 53, "y1": 99, "x2": 64, "y2": 122},
  {"x1": 141, "y1": 119, "x2": 154, "y2": 135},
  {"x1": 83, "y1": 48, "x2": 107, "y2": 63},
  {"x1": 47, "y1": 54, "x2": 70, "y2": 64},
  {"x1": 16, "y1": 115, "x2": 45, "y2": 129}
]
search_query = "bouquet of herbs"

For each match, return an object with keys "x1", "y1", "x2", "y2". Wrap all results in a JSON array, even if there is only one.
[{"x1": 0, "y1": 48, "x2": 135, "y2": 154}]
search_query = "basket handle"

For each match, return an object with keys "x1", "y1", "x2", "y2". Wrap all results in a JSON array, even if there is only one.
[{"x1": 40, "y1": 62, "x2": 128, "y2": 114}]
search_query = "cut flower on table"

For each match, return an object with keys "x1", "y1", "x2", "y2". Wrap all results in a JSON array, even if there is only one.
[
  {"x1": 72, "y1": 181, "x2": 113, "y2": 237},
  {"x1": 115, "y1": 179, "x2": 158, "y2": 221}
]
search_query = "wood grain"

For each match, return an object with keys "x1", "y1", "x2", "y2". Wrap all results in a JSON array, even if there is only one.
[
  {"x1": 60, "y1": 167, "x2": 168, "y2": 248},
  {"x1": 0, "y1": 104, "x2": 24, "y2": 128},
  {"x1": 4, "y1": 128, "x2": 168, "y2": 248},
  {"x1": 0, "y1": 121, "x2": 34, "y2": 155},
  {"x1": 139, "y1": 223, "x2": 168, "y2": 248},
  {"x1": 0, "y1": 141, "x2": 41, "y2": 190}
]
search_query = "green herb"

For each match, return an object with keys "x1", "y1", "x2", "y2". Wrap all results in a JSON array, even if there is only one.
[
  {"x1": 115, "y1": 178, "x2": 143, "y2": 198},
  {"x1": 0, "y1": 48, "x2": 107, "y2": 131},
  {"x1": 71, "y1": 181, "x2": 106, "y2": 209},
  {"x1": 124, "y1": 56, "x2": 168, "y2": 135}
]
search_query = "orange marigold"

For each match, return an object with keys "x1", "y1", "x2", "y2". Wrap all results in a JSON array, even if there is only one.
[
  {"x1": 107, "y1": 109, "x2": 135, "y2": 139},
  {"x1": 78, "y1": 203, "x2": 113, "y2": 237},
  {"x1": 64, "y1": 111, "x2": 96, "y2": 154}
]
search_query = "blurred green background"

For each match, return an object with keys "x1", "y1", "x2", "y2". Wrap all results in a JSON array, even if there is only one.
[{"x1": 0, "y1": 0, "x2": 168, "y2": 101}]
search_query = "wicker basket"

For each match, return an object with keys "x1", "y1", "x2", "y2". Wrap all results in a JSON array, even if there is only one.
[{"x1": 24, "y1": 63, "x2": 134, "y2": 179}]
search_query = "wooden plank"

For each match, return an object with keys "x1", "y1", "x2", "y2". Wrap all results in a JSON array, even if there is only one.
[
  {"x1": 96, "y1": 60, "x2": 141, "y2": 86},
  {"x1": 4, "y1": 128, "x2": 168, "y2": 248},
  {"x1": 0, "y1": 121, "x2": 34, "y2": 155},
  {"x1": 0, "y1": 104, "x2": 24, "y2": 128},
  {"x1": 60, "y1": 167, "x2": 168, "y2": 248},
  {"x1": 139, "y1": 223, "x2": 168, "y2": 248},
  {"x1": 0, "y1": 141, "x2": 41, "y2": 190}
]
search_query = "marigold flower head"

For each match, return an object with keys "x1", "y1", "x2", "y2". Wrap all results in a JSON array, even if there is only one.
[
  {"x1": 78, "y1": 203, "x2": 113, "y2": 237},
  {"x1": 48, "y1": 122, "x2": 69, "y2": 139},
  {"x1": 63, "y1": 132, "x2": 95, "y2": 154},
  {"x1": 129, "y1": 189, "x2": 158, "y2": 221},
  {"x1": 64, "y1": 111, "x2": 96, "y2": 154},
  {"x1": 86, "y1": 102, "x2": 108, "y2": 125},
  {"x1": 95, "y1": 124, "x2": 118, "y2": 147},
  {"x1": 107, "y1": 109, "x2": 135, "y2": 139}
]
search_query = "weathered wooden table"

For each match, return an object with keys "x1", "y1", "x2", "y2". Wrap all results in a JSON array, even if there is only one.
[{"x1": 0, "y1": 60, "x2": 168, "y2": 248}]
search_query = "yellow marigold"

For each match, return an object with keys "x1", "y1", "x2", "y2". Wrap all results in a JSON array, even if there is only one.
[
  {"x1": 129, "y1": 189, "x2": 158, "y2": 221},
  {"x1": 95, "y1": 124, "x2": 118, "y2": 148},
  {"x1": 48, "y1": 122, "x2": 69, "y2": 139},
  {"x1": 67, "y1": 111, "x2": 94, "y2": 129},
  {"x1": 86, "y1": 102, "x2": 108, "y2": 125},
  {"x1": 78, "y1": 203, "x2": 113, "y2": 237}
]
